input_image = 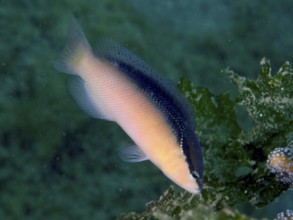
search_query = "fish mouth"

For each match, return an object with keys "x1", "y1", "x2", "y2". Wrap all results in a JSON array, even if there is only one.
[
  {"x1": 186, "y1": 186, "x2": 201, "y2": 195},
  {"x1": 185, "y1": 180, "x2": 204, "y2": 194}
]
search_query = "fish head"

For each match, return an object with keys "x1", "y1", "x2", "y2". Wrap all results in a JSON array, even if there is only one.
[{"x1": 181, "y1": 129, "x2": 204, "y2": 194}]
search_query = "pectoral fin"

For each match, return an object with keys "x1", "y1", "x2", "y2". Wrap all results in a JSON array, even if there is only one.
[{"x1": 119, "y1": 145, "x2": 148, "y2": 163}]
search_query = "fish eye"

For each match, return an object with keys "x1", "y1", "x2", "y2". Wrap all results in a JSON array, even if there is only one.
[{"x1": 191, "y1": 171, "x2": 200, "y2": 179}]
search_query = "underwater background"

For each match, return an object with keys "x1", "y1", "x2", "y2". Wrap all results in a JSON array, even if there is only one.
[{"x1": 0, "y1": 0, "x2": 292, "y2": 219}]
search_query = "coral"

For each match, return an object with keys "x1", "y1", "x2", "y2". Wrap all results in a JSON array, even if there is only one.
[
  {"x1": 267, "y1": 143, "x2": 293, "y2": 185},
  {"x1": 275, "y1": 210, "x2": 293, "y2": 220}
]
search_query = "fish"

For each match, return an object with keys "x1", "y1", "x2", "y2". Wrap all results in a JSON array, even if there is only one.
[{"x1": 55, "y1": 17, "x2": 204, "y2": 194}]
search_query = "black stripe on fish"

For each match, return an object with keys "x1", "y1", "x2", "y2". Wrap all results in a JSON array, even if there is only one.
[{"x1": 106, "y1": 57, "x2": 203, "y2": 183}]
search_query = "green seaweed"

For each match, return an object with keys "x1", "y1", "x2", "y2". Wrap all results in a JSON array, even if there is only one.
[{"x1": 118, "y1": 58, "x2": 293, "y2": 219}]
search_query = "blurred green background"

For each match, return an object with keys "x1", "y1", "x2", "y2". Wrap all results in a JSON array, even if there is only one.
[{"x1": 0, "y1": 0, "x2": 292, "y2": 219}]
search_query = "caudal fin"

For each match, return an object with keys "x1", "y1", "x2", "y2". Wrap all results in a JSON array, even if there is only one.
[{"x1": 54, "y1": 16, "x2": 92, "y2": 75}]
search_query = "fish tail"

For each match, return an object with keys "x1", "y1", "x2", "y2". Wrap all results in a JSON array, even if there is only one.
[{"x1": 54, "y1": 16, "x2": 92, "y2": 75}]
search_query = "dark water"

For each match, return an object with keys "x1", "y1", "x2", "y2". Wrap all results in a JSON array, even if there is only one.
[{"x1": 0, "y1": 0, "x2": 292, "y2": 219}]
